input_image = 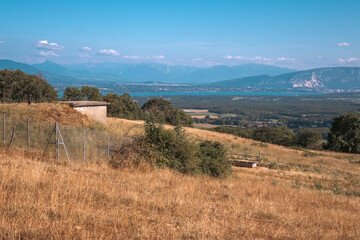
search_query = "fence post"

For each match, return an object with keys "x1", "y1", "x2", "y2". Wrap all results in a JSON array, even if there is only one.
[
  {"x1": 107, "y1": 134, "x2": 110, "y2": 160},
  {"x1": 83, "y1": 128, "x2": 86, "y2": 164},
  {"x1": 55, "y1": 122, "x2": 58, "y2": 160},
  {"x1": 258, "y1": 150, "x2": 261, "y2": 167},
  {"x1": 3, "y1": 112, "x2": 5, "y2": 142},
  {"x1": 27, "y1": 119, "x2": 30, "y2": 152}
]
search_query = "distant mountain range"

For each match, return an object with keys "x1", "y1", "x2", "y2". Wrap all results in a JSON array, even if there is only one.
[
  {"x1": 0, "y1": 59, "x2": 294, "y2": 85},
  {"x1": 1, "y1": 59, "x2": 360, "y2": 89},
  {"x1": 210, "y1": 67, "x2": 360, "y2": 89}
]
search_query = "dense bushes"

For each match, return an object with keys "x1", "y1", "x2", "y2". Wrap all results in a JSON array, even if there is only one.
[
  {"x1": 103, "y1": 93, "x2": 144, "y2": 120},
  {"x1": 142, "y1": 98, "x2": 193, "y2": 126},
  {"x1": 252, "y1": 126, "x2": 295, "y2": 146},
  {"x1": 0, "y1": 69, "x2": 58, "y2": 102},
  {"x1": 297, "y1": 129, "x2": 323, "y2": 149},
  {"x1": 213, "y1": 126, "x2": 324, "y2": 149},
  {"x1": 110, "y1": 118, "x2": 231, "y2": 178}
]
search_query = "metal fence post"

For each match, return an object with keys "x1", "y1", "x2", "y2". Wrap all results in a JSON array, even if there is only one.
[
  {"x1": 259, "y1": 150, "x2": 261, "y2": 167},
  {"x1": 3, "y1": 112, "x2": 5, "y2": 142},
  {"x1": 55, "y1": 122, "x2": 58, "y2": 160},
  {"x1": 83, "y1": 128, "x2": 86, "y2": 164},
  {"x1": 27, "y1": 119, "x2": 30, "y2": 152},
  {"x1": 107, "y1": 134, "x2": 110, "y2": 159}
]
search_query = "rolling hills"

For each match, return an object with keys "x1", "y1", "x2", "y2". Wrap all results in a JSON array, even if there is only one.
[{"x1": 211, "y1": 67, "x2": 360, "y2": 89}]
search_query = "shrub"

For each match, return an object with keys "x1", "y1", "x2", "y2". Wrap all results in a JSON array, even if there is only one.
[
  {"x1": 252, "y1": 126, "x2": 296, "y2": 146},
  {"x1": 110, "y1": 118, "x2": 231, "y2": 178},
  {"x1": 297, "y1": 129, "x2": 323, "y2": 149},
  {"x1": 144, "y1": 118, "x2": 199, "y2": 173},
  {"x1": 142, "y1": 98, "x2": 193, "y2": 126},
  {"x1": 198, "y1": 141, "x2": 232, "y2": 178},
  {"x1": 109, "y1": 136, "x2": 148, "y2": 169}
]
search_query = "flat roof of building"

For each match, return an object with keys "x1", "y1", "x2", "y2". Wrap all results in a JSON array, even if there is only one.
[{"x1": 58, "y1": 101, "x2": 110, "y2": 107}]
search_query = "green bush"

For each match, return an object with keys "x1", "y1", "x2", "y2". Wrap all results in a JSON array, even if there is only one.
[
  {"x1": 142, "y1": 98, "x2": 193, "y2": 126},
  {"x1": 198, "y1": 141, "x2": 232, "y2": 178},
  {"x1": 297, "y1": 129, "x2": 323, "y2": 149},
  {"x1": 110, "y1": 118, "x2": 231, "y2": 178}
]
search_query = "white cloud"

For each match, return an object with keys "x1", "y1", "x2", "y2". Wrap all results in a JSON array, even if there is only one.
[
  {"x1": 338, "y1": 57, "x2": 358, "y2": 63},
  {"x1": 277, "y1": 57, "x2": 295, "y2": 61},
  {"x1": 35, "y1": 40, "x2": 65, "y2": 50},
  {"x1": 0, "y1": 41, "x2": 4, "y2": 44},
  {"x1": 338, "y1": 42, "x2": 350, "y2": 47},
  {"x1": 81, "y1": 46, "x2": 92, "y2": 52},
  {"x1": 123, "y1": 55, "x2": 141, "y2": 60},
  {"x1": 40, "y1": 51, "x2": 59, "y2": 57},
  {"x1": 224, "y1": 55, "x2": 243, "y2": 60},
  {"x1": 347, "y1": 57, "x2": 358, "y2": 62},
  {"x1": 153, "y1": 55, "x2": 166, "y2": 59},
  {"x1": 97, "y1": 49, "x2": 120, "y2": 56},
  {"x1": 251, "y1": 56, "x2": 271, "y2": 61},
  {"x1": 79, "y1": 54, "x2": 91, "y2": 58},
  {"x1": 318, "y1": 55, "x2": 323, "y2": 59},
  {"x1": 193, "y1": 58, "x2": 203, "y2": 62}
]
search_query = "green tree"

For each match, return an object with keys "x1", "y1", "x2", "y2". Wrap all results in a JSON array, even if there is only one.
[
  {"x1": 62, "y1": 87, "x2": 84, "y2": 101},
  {"x1": 297, "y1": 129, "x2": 323, "y2": 149},
  {"x1": 252, "y1": 126, "x2": 296, "y2": 146},
  {"x1": 81, "y1": 86, "x2": 103, "y2": 101},
  {"x1": 0, "y1": 69, "x2": 58, "y2": 102},
  {"x1": 103, "y1": 93, "x2": 144, "y2": 120},
  {"x1": 142, "y1": 98, "x2": 193, "y2": 126},
  {"x1": 327, "y1": 112, "x2": 360, "y2": 153}
]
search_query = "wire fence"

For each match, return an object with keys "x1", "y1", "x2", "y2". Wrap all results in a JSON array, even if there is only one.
[{"x1": 0, "y1": 112, "x2": 127, "y2": 163}]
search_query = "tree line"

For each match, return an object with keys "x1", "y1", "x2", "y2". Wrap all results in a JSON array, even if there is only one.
[
  {"x1": 0, "y1": 69, "x2": 192, "y2": 126},
  {"x1": 0, "y1": 69, "x2": 57, "y2": 102}
]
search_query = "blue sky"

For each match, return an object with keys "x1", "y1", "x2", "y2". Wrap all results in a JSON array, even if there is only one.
[{"x1": 0, "y1": 0, "x2": 359, "y2": 69}]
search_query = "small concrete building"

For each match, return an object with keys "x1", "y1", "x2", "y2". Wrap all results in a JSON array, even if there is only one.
[{"x1": 59, "y1": 101, "x2": 110, "y2": 124}]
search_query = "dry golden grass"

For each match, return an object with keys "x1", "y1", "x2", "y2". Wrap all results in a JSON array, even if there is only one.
[
  {"x1": 104, "y1": 118, "x2": 360, "y2": 197},
  {"x1": 1, "y1": 105, "x2": 360, "y2": 238},
  {"x1": 0, "y1": 149, "x2": 359, "y2": 239},
  {"x1": 0, "y1": 103, "x2": 92, "y2": 127},
  {"x1": 106, "y1": 117, "x2": 144, "y2": 136}
]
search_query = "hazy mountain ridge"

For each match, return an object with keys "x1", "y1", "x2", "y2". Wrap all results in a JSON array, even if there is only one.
[
  {"x1": 211, "y1": 67, "x2": 360, "y2": 89},
  {"x1": 3, "y1": 59, "x2": 360, "y2": 89},
  {"x1": 0, "y1": 59, "x2": 294, "y2": 85}
]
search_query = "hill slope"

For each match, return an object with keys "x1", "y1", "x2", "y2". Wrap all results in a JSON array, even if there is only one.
[
  {"x1": 212, "y1": 67, "x2": 360, "y2": 89},
  {"x1": 0, "y1": 59, "x2": 39, "y2": 74},
  {"x1": 1, "y1": 146, "x2": 359, "y2": 239},
  {"x1": 1, "y1": 104, "x2": 360, "y2": 238}
]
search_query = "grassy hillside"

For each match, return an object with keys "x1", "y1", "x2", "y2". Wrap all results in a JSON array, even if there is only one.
[
  {"x1": 1, "y1": 103, "x2": 360, "y2": 238},
  {"x1": 0, "y1": 103, "x2": 91, "y2": 127},
  {"x1": 0, "y1": 149, "x2": 359, "y2": 239}
]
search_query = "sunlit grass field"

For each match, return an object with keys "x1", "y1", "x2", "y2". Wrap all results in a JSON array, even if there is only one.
[{"x1": 0, "y1": 103, "x2": 359, "y2": 239}]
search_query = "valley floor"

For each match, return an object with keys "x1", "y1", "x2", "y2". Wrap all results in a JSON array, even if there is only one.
[{"x1": 0, "y1": 148, "x2": 359, "y2": 239}]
